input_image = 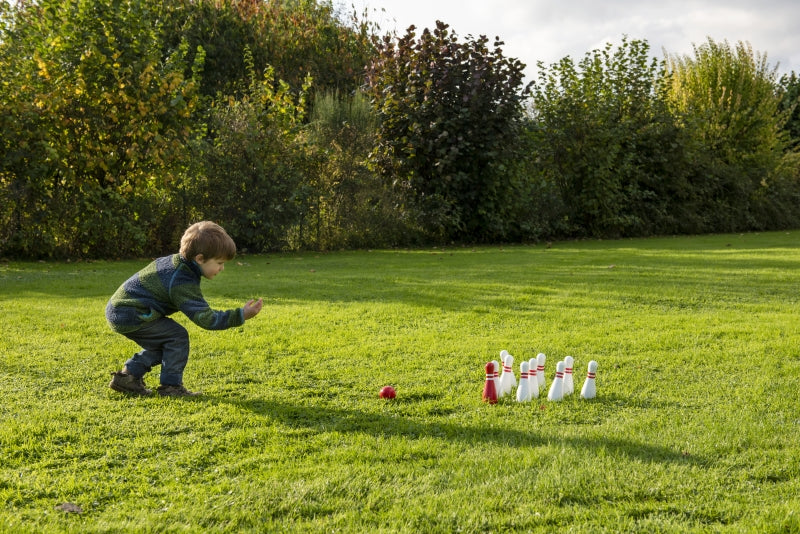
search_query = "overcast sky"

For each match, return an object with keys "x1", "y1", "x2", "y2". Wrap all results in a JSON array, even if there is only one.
[{"x1": 350, "y1": 0, "x2": 800, "y2": 81}]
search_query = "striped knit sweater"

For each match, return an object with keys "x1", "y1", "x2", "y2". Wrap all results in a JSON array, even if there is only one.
[{"x1": 105, "y1": 254, "x2": 245, "y2": 334}]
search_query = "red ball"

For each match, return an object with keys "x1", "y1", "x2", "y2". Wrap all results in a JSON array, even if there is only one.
[{"x1": 379, "y1": 386, "x2": 396, "y2": 399}]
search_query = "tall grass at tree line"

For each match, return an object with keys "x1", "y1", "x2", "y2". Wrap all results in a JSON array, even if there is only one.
[{"x1": 1, "y1": 232, "x2": 799, "y2": 533}]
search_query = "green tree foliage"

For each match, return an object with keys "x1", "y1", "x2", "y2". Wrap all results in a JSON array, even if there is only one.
[
  {"x1": 778, "y1": 71, "x2": 800, "y2": 149},
  {"x1": 3, "y1": 0, "x2": 800, "y2": 258},
  {"x1": 193, "y1": 56, "x2": 311, "y2": 253},
  {"x1": 0, "y1": 0, "x2": 203, "y2": 257},
  {"x1": 158, "y1": 0, "x2": 376, "y2": 98},
  {"x1": 776, "y1": 72, "x2": 800, "y2": 215},
  {"x1": 529, "y1": 37, "x2": 685, "y2": 237},
  {"x1": 305, "y1": 90, "x2": 409, "y2": 249},
  {"x1": 665, "y1": 39, "x2": 799, "y2": 231},
  {"x1": 366, "y1": 21, "x2": 529, "y2": 242},
  {"x1": 528, "y1": 37, "x2": 800, "y2": 238},
  {"x1": 0, "y1": 0, "x2": 378, "y2": 258}
]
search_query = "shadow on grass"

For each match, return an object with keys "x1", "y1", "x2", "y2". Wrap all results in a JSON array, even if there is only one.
[{"x1": 214, "y1": 395, "x2": 705, "y2": 468}]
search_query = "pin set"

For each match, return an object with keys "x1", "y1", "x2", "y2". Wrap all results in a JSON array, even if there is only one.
[{"x1": 483, "y1": 351, "x2": 597, "y2": 404}]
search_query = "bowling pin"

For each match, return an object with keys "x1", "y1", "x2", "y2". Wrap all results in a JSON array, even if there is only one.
[
  {"x1": 563, "y1": 355, "x2": 574, "y2": 395},
  {"x1": 516, "y1": 361, "x2": 530, "y2": 402},
  {"x1": 548, "y1": 360, "x2": 565, "y2": 401},
  {"x1": 500, "y1": 352, "x2": 516, "y2": 396},
  {"x1": 497, "y1": 351, "x2": 509, "y2": 397},
  {"x1": 482, "y1": 361, "x2": 498, "y2": 404},
  {"x1": 580, "y1": 360, "x2": 598, "y2": 399},
  {"x1": 528, "y1": 357, "x2": 540, "y2": 399},
  {"x1": 536, "y1": 353, "x2": 546, "y2": 389},
  {"x1": 498, "y1": 352, "x2": 508, "y2": 396},
  {"x1": 491, "y1": 360, "x2": 501, "y2": 397}
]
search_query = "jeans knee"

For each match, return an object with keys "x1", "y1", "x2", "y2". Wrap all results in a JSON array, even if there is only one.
[{"x1": 174, "y1": 324, "x2": 189, "y2": 344}]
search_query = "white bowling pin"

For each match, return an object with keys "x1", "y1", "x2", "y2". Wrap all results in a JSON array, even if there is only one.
[
  {"x1": 548, "y1": 360, "x2": 565, "y2": 401},
  {"x1": 497, "y1": 351, "x2": 509, "y2": 397},
  {"x1": 516, "y1": 361, "x2": 531, "y2": 402},
  {"x1": 528, "y1": 357, "x2": 539, "y2": 399},
  {"x1": 564, "y1": 355, "x2": 574, "y2": 395},
  {"x1": 536, "y1": 353, "x2": 546, "y2": 389},
  {"x1": 500, "y1": 352, "x2": 516, "y2": 396},
  {"x1": 580, "y1": 360, "x2": 598, "y2": 399}
]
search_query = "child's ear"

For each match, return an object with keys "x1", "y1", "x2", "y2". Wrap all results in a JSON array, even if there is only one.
[{"x1": 194, "y1": 254, "x2": 205, "y2": 263}]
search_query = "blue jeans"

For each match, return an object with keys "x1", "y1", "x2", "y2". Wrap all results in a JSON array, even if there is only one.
[{"x1": 122, "y1": 317, "x2": 189, "y2": 386}]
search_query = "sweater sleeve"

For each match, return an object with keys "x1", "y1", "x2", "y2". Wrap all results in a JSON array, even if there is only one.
[{"x1": 170, "y1": 269, "x2": 245, "y2": 330}]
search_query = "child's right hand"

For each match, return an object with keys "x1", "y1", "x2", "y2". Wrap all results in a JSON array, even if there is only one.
[{"x1": 243, "y1": 298, "x2": 263, "y2": 320}]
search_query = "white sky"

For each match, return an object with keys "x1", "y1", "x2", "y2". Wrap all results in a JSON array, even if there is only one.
[{"x1": 348, "y1": 0, "x2": 800, "y2": 81}]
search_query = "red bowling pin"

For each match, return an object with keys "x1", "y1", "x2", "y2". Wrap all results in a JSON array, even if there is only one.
[{"x1": 482, "y1": 361, "x2": 498, "y2": 404}]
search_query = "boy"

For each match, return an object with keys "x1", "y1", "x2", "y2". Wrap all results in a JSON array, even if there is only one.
[{"x1": 105, "y1": 221, "x2": 263, "y2": 397}]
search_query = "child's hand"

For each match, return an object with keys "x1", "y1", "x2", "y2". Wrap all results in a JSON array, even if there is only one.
[{"x1": 243, "y1": 298, "x2": 263, "y2": 320}]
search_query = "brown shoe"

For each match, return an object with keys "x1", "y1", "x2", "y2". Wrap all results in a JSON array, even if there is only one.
[
  {"x1": 109, "y1": 371, "x2": 153, "y2": 396},
  {"x1": 157, "y1": 384, "x2": 201, "y2": 397}
]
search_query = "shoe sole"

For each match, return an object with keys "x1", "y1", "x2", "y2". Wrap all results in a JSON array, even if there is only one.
[{"x1": 109, "y1": 383, "x2": 153, "y2": 396}]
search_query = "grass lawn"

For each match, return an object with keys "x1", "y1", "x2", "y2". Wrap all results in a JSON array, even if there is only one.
[{"x1": 1, "y1": 232, "x2": 799, "y2": 533}]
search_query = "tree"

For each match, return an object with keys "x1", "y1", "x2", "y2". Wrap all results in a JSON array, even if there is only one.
[
  {"x1": 778, "y1": 71, "x2": 800, "y2": 150},
  {"x1": 0, "y1": 0, "x2": 203, "y2": 257},
  {"x1": 305, "y1": 90, "x2": 407, "y2": 249},
  {"x1": 158, "y1": 0, "x2": 376, "y2": 98},
  {"x1": 665, "y1": 38, "x2": 798, "y2": 231},
  {"x1": 366, "y1": 21, "x2": 529, "y2": 242},
  {"x1": 0, "y1": 0, "x2": 379, "y2": 257},
  {"x1": 529, "y1": 37, "x2": 684, "y2": 237},
  {"x1": 192, "y1": 56, "x2": 311, "y2": 253}
]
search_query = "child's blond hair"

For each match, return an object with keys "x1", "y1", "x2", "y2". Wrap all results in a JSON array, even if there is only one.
[{"x1": 180, "y1": 221, "x2": 237, "y2": 261}]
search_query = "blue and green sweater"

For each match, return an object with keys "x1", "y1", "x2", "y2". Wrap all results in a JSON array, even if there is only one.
[{"x1": 105, "y1": 254, "x2": 245, "y2": 334}]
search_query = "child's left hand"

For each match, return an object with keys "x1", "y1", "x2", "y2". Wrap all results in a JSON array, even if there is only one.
[{"x1": 243, "y1": 298, "x2": 263, "y2": 320}]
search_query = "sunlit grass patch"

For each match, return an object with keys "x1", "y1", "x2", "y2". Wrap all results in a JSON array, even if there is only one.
[{"x1": 2, "y1": 232, "x2": 800, "y2": 532}]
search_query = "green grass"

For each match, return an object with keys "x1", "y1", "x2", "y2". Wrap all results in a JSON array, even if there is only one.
[{"x1": 2, "y1": 232, "x2": 800, "y2": 533}]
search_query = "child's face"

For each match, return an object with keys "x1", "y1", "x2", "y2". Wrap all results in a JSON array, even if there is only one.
[{"x1": 195, "y1": 255, "x2": 226, "y2": 280}]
